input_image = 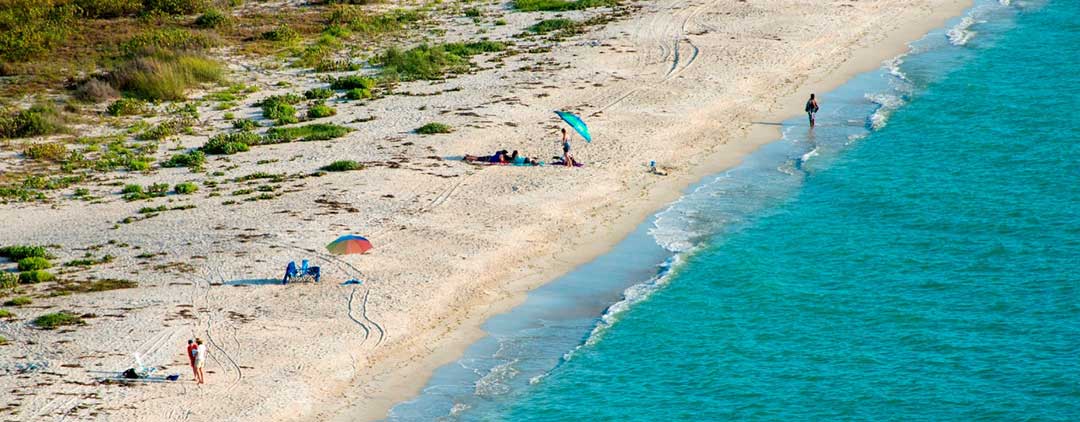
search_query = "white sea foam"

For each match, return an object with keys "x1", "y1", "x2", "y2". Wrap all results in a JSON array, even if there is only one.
[
  {"x1": 473, "y1": 359, "x2": 519, "y2": 397},
  {"x1": 884, "y1": 56, "x2": 909, "y2": 82},
  {"x1": 999, "y1": 0, "x2": 1010, "y2": 5},
  {"x1": 947, "y1": 16, "x2": 978, "y2": 46},
  {"x1": 866, "y1": 93, "x2": 906, "y2": 131},
  {"x1": 562, "y1": 256, "x2": 681, "y2": 363}
]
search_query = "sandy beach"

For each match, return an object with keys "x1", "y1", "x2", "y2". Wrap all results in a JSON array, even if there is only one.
[{"x1": 0, "y1": 0, "x2": 970, "y2": 420}]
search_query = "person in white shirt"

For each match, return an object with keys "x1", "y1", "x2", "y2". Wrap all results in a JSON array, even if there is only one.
[{"x1": 194, "y1": 338, "x2": 207, "y2": 385}]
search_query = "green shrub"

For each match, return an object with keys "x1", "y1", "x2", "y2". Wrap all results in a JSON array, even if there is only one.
[
  {"x1": 329, "y1": 7, "x2": 421, "y2": 36},
  {"x1": 257, "y1": 94, "x2": 303, "y2": 125},
  {"x1": 464, "y1": 7, "x2": 482, "y2": 17},
  {"x1": 304, "y1": 88, "x2": 334, "y2": 99},
  {"x1": 0, "y1": 311, "x2": 12, "y2": 320},
  {"x1": 23, "y1": 143, "x2": 68, "y2": 161},
  {"x1": 0, "y1": 335, "x2": 7, "y2": 345},
  {"x1": 0, "y1": 245, "x2": 48, "y2": 260},
  {"x1": 375, "y1": 45, "x2": 467, "y2": 81},
  {"x1": 307, "y1": 103, "x2": 337, "y2": 119},
  {"x1": 32, "y1": 311, "x2": 83, "y2": 329},
  {"x1": 202, "y1": 131, "x2": 259, "y2": 154},
  {"x1": 106, "y1": 98, "x2": 151, "y2": 116},
  {"x1": 17, "y1": 257, "x2": 52, "y2": 271},
  {"x1": 4, "y1": 297, "x2": 31, "y2": 307},
  {"x1": 137, "y1": 119, "x2": 189, "y2": 141},
  {"x1": 52, "y1": 278, "x2": 136, "y2": 295},
  {"x1": 232, "y1": 118, "x2": 258, "y2": 130},
  {"x1": 142, "y1": 0, "x2": 210, "y2": 15},
  {"x1": 0, "y1": 104, "x2": 67, "y2": 139},
  {"x1": 264, "y1": 123, "x2": 350, "y2": 143},
  {"x1": 161, "y1": 150, "x2": 206, "y2": 169},
  {"x1": 18, "y1": 270, "x2": 54, "y2": 284},
  {"x1": 121, "y1": 28, "x2": 216, "y2": 56},
  {"x1": 113, "y1": 54, "x2": 223, "y2": 101},
  {"x1": 373, "y1": 42, "x2": 505, "y2": 82},
  {"x1": 513, "y1": 0, "x2": 617, "y2": 11},
  {"x1": 195, "y1": 9, "x2": 228, "y2": 28},
  {"x1": 75, "y1": 0, "x2": 143, "y2": 18},
  {"x1": 442, "y1": 40, "x2": 507, "y2": 56},
  {"x1": 0, "y1": 1, "x2": 79, "y2": 62},
  {"x1": 344, "y1": 88, "x2": 372, "y2": 100},
  {"x1": 416, "y1": 122, "x2": 453, "y2": 134},
  {"x1": 262, "y1": 25, "x2": 299, "y2": 43},
  {"x1": 0, "y1": 273, "x2": 17, "y2": 289},
  {"x1": 121, "y1": 183, "x2": 167, "y2": 200},
  {"x1": 329, "y1": 75, "x2": 376, "y2": 90},
  {"x1": 321, "y1": 160, "x2": 363, "y2": 172},
  {"x1": 174, "y1": 182, "x2": 198, "y2": 194},
  {"x1": 530, "y1": 18, "x2": 578, "y2": 34}
]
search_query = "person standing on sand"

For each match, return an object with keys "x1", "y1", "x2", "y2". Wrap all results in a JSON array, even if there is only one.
[
  {"x1": 194, "y1": 338, "x2": 207, "y2": 385},
  {"x1": 186, "y1": 339, "x2": 198, "y2": 381},
  {"x1": 561, "y1": 128, "x2": 573, "y2": 167},
  {"x1": 805, "y1": 93, "x2": 820, "y2": 128}
]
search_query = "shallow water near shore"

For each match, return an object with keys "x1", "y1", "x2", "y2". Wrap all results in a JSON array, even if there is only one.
[{"x1": 387, "y1": 0, "x2": 1079, "y2": 419}]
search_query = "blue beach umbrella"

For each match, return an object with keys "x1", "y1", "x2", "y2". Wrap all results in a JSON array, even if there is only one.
[{"x1": 555, "y1": 111, "x2": 592, "y2": 143}]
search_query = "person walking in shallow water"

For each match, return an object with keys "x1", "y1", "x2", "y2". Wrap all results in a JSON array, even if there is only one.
[{"x1": 805, "y1": 93, "x2": 820, "y2": 128}]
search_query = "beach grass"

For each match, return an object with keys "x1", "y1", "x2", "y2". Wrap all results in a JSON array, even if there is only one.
[
  {"x1": 322, "y1": 160, "x2": 364, "y2": 172},
  {"x1": 416, "y1": 122, "x2": 453, "y2": 134},
  {"x1": 264, "y1": 123, "x2": 351, "y2": 143},
  {"x1": 32, "y1": 311, "x2": 83, "y2": 329}
]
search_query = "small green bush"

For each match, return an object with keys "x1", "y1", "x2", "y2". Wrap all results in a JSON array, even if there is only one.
[
  {"x1": 464, "y1": 7, "x2": 482, "y2": 17},
  {"x1": 416, "y1": 122, "x2": 453, "y2": 134},
  {"x1": 113, "y1": 54, "x2": 223, "y2": 101},
  {"x1": 375, "y1": 45, "x2": 467, "y2": 81},
  {"x1": 0, "y1": 335, "x2": 7, "y2": 345},
  {"x1": 304, "y1": 88, "x2": 334, "y2": 100},
  {"x1": 121, "y1": 28, "x2": 216, "y2": 56},
  {"x1": 142, "y1": 0, "x2": 210, "y2": 15},
  {"x1": 513, "y1": 0, "x2": 617, "y2": 11},
  {"x1": 195, "y1": 9, "x2": 228, "y2": 28},
  {"x1": 0, "y1": 1, "x2": 79, "y2": 62},
  {"x1": 19, "y1": 270, "x2": 54, "y2": 284},
  {"x1": 23, "y1": 143, "x2": 68, "y2": 161},
  {"x1": 202, "y1": 131, "x2": 259, "y2": 154},
  {"x1": 322, "y1": 160, "x2": 363, "y2": 172},
  {"x1": 307, "y1": 103, "x2": 337, "y2": 119},
  {"x1": 0, "y1": 245, "x2": 48, "y2": 260},
  {"x1": 262, "y1": 25, "x2": 299, "y2": 43},
  {"x1": 0, "y1": 311, "x2": 12, "y2": 320},
  {"x1": 0, "y1": 273, "x2": 17, "y2": 289},
  {"x1": 75, "y1": 0, "x2": 143, "y2": 18},
  {"x1": 17, "y1": 257, "x2": 52, "y2": 271},
  {"x1": 174, "y1": 182, "x2": 198, "y2": 194},
  {"x1": 344, "y1": 88, "x2": 372, "y2": 100},
  {"x1": 0, "y1": 104, "x2": 67, "y2": 139},
  {"x1": 329, "y1": 75, "x2": 376, "y2": 90},
  {"x1": 106, "y1": 98, "x2": 150, "y2": 116},
  {"x1": 530, "y1": 18, "x2": 578, "y2": 34},
  {"x1": 264, "y1": 123, "x2": 350, "y2": 143},
  {"x1": 161, "y1": 150, "x2": 206, "y2": 169},
  {"x1": 4, "y1": 297, "x2": 31, "y2": 307},
  {"x1": 32, "y1": 311, "x2": 83, "y2": 329},
  {"x1": 232, "y1": 118, "x2": 258, "y2": 131},
  {"x1": 258, "y1": 94, "x2": 303, "y2": 125}
]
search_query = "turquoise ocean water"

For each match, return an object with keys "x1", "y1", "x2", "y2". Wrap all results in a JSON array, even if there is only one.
[{"x1": 388, "y1": 1, "x2": 1079, "y2": 420}]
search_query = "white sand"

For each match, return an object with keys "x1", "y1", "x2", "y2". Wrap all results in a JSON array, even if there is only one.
[{"x1": 0, "y1": 0, "x2": 970, "y2": 420}]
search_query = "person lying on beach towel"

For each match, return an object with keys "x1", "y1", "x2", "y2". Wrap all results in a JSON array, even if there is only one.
[
  {"x1": 550, "y1": 156, "x2": 583, "y2": 167},
  {"x1": 464, "y1": 150, "x2": 509, "y2": 163},
  {"x1": 465, "y1": 150, "x2": 540, "y2": 166}
]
